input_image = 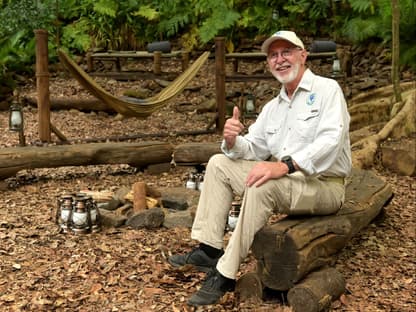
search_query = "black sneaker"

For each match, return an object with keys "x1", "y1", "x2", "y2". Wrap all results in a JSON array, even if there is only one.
[
  {"x1": 187, "y1": 268, "x2": 236, "y2": 306},
  {"x1": 168, "y1": 247, "x2": 222, "y2": 272}
]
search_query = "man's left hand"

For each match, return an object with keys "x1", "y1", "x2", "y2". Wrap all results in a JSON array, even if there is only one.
[{"x1": 245, "y1": 161, "x2": 289, "y2": 187}]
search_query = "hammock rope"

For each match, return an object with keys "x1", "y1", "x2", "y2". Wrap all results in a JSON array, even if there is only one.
[{"x1": 58, "y1": 49, "x2": 210, "y2": 117}]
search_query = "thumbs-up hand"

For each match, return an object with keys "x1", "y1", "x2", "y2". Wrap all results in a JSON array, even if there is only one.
[{"x1": 223, "y1": 106, "x2": 244, "y2": 149}]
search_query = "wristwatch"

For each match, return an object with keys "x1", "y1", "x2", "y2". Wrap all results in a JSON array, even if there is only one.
[{"x1": 281, "y1": 156, "x2": 296, "y2": 174}]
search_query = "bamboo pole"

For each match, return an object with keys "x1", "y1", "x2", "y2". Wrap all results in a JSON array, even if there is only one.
[{"x1": 34, "y1": 29, "x2": 51, "y2": 142}]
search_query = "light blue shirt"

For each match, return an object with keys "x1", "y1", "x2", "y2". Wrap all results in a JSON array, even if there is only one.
[{"x1": 221, "y1": 69, "x2": 352, "y2": 177}]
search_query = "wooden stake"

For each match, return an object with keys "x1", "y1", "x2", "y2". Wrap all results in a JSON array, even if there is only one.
[{"x1": 133, "y1": 181, "x2": 147, "y2": 212}]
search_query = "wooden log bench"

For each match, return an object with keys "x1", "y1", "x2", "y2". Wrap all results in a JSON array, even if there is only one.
[{"x1": 236, "y1": 168, "x2": 393, "y2": 312}]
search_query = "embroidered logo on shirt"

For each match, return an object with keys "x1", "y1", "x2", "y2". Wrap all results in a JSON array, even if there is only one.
[{"x1": 306, "y1": 93, "x2": 316, "y2": 105}]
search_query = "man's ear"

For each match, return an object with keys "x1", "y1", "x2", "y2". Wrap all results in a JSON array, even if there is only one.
[{"x1": 300, "y1": 50, "x2": 308, "y2": 64}]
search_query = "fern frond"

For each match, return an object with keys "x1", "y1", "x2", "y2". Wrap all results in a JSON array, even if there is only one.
[
  {"x1": 159, "y1": 13, "x2": 190, "y2": 37},
  {"x1": 348, "y1": 0, "x2": 375, "y2": 14},
  {"x1": 93, "y1": 0, "x2": 118, "y2": 18},
  {"x1": 199, "y1": 9, "x2": 240, "y2": 43},
  {"x1": 342, "y1": 17, "x2": 380, "y2": 42},
  {"x1": 61, "y1": 19, "x2": 92, "y2": 52},
  {"x1": 134, "y1": 5, "x2": 159, "y2": 21}
]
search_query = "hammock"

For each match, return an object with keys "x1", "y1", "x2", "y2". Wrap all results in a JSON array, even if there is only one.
[{"x1": 57, "y1": 49, "x2": 210, "y2": 117}]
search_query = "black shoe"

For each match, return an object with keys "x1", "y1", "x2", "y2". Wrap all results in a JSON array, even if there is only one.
[
  {"x1": 188, "y1": 268, "x2": 236, "y2": 306},
  {"x1": 168, "y1": 247, "x2": 223, "y2": 272}
]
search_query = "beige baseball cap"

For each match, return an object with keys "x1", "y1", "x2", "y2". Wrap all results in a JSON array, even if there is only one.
[{"x1": 261, "y1": 30, "x2": 305, "y2": 53}]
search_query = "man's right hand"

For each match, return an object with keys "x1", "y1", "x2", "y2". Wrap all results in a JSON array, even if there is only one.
[{"x1": 223, "y1": 106, "x2": 244, "y2": 149}]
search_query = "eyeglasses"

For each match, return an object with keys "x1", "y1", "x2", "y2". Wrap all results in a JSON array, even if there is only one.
[{"x1": 267, "y1": 48, "x2": 302, "y2": 60}]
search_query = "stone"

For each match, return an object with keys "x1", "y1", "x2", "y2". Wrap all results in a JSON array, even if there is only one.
[
  {"x1": 99, "y1": 209, "x2": 127, "y2": 228},
  {"x1": 114, "y1": 186, "x2": 131, "y2": 204},
  {"x1": 381, "y1": 139, "x2": 416, "y2": 176},
  {"x1": 96, "y1": 197, "x2": 120, "y2": 211},
  {"x1": 162, "y1": 197, "x2": 188, "y2": 211},
  {"x1": 196, "y1": 98, "x2": 216, "y2": 114},
  {"x1": 160, "y1": 187, "x2": 200, "y2": 211},
  {"x1": 146, "y1": 163, "x2": 172, "y2": 175},
  {"x1": 126, "y1": 207, "x2": 165, "y2": 229},
  {"x1": 163, "y1": 209, "x2": 194, "y2": 229}
]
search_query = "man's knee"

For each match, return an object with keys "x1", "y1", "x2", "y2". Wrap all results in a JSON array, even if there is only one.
[
  {"x1": 207, "y1": 154, "x2": 235, "y2": 171},
  {"x1": 208, "y1": 153, "x2": 229, "y2": 165}
]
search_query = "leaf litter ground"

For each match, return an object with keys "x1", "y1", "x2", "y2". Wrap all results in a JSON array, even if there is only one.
[{"x1": 0, "y1": 57, "x2": 415, "y2": 311}]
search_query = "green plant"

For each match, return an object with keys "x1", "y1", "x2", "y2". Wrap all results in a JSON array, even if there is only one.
[
  {"x1": 135, "y1": 0, "x2": 240, "y2": 51},
  {"x1": 343, "y1": 0, "x2": 416, "y2": 70},
  {"x1": 57, "y1": 0, "x2": 144, "y2": 51}
]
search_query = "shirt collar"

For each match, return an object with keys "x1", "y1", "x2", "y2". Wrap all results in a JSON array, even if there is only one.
[
  {"x1": 297, "y1": 68, "x2": 314, "y2": 92},
  {"x1": 278, "y1": 68, "x2": 315, "y2": 101}
]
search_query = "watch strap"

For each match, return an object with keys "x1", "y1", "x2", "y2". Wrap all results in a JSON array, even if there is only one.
[{"x1": 281, "y1": 156, "x2": 296, "y2": 174}]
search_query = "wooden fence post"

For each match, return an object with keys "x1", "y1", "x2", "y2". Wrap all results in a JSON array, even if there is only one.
[
  {"x1": 181, "y1": 51, "x2": 189, "y2": 71},
  {"x1": 153, "y1": 51, "x2": 162, "y2": 74},
  {"x1": 215, "y1": 37, "x2": 226, "y2": 132},
  {"x1": 34, "y1": 29, "x2": 51, "y2": 142}
]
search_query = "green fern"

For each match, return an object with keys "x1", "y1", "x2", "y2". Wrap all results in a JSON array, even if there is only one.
[
  {"x1": 93, "y1": 0, "x2": 117, "y2": 17},
  {"x1": 348, "y1": 0, "x2": 375, "y2": 14},
  {"x1": 342, "y1": 17, "x2": 381, "y2": 42},
  {"x1": 199, "y1": 9, "x2": 240, "y2": 43},
  {"x1": 134, "y1": 5, "x2": 159, "y2": 21},
  {"x1": 159, "y1": 12, "x2": 191, "y2": 38},
  {"x1": 61, "y1": 19, "x2": 92, "y2": 52},
  {"x1": 343, "y1": 0, "x2": 416, "y2": 69}
]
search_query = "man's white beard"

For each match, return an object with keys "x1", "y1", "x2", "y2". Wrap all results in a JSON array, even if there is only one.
[{"x1": 271, "y1": 62, "x2": 300, "y2": 84}]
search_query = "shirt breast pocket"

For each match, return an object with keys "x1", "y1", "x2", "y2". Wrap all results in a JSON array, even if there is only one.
[
  {"x1": 265, "y1": 126, "x2": 281, "y2": 153},
  {"x1": 265, "y1": 126, "x2": 280, "y2": 137},
  {"x1": 265, "y1": 126, "x2": 280, "y2": 141},
  {"x1": 295, "y1": 110, "x2": 320, "y2": 142}
]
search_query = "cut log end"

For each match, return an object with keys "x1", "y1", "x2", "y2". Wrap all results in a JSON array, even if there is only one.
[
  {"x1": 235, "y1": 272, "x2": 263, "y2": 304},
  {"x1": 287, "y1": 267, "x2": 346, "y2": 312}
]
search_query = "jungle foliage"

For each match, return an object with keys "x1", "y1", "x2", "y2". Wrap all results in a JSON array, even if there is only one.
[{"x1": 0, "y1": 0, "x2": 415, "y2": 92}]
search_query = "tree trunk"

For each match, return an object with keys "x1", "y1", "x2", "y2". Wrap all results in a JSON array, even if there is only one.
[
  {"x1": 251, "y1": 169, "x2": 392, "y2": 291},
  {"x1": 391, "y1": 0, "x2": 402, "y2": 104},
  {"x1": 0, "y1": 141, "x2": 173, "y2": 179},
  {"x1": 352, "y1": 89, "x2": 415, "y2": 168},
  {"x1": 23, "y1": 96, "x2": 114, "y2": 113},
  {"x1": 173, "y1": 142, "x2": 221, "y2": 165},
  {"x1": 348, "y1": 81, "x2": 413, "y2": 106},
  {"x1": 349, "y1": 100, "x2": 391, "y2": 131}
]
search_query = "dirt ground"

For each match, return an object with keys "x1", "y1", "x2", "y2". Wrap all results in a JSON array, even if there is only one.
[{"x1": 0, "y1": 55, "x2": 415, "y2": 311}]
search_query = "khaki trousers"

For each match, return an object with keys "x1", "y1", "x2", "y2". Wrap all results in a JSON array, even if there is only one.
[{"x1": 191, "y1": 154, "x2": 345, "y2": 280}]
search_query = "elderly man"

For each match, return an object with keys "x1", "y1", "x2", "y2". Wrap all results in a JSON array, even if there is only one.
[{"x1": 169, "y1": 30, "x2": 351, "y2": 306}]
